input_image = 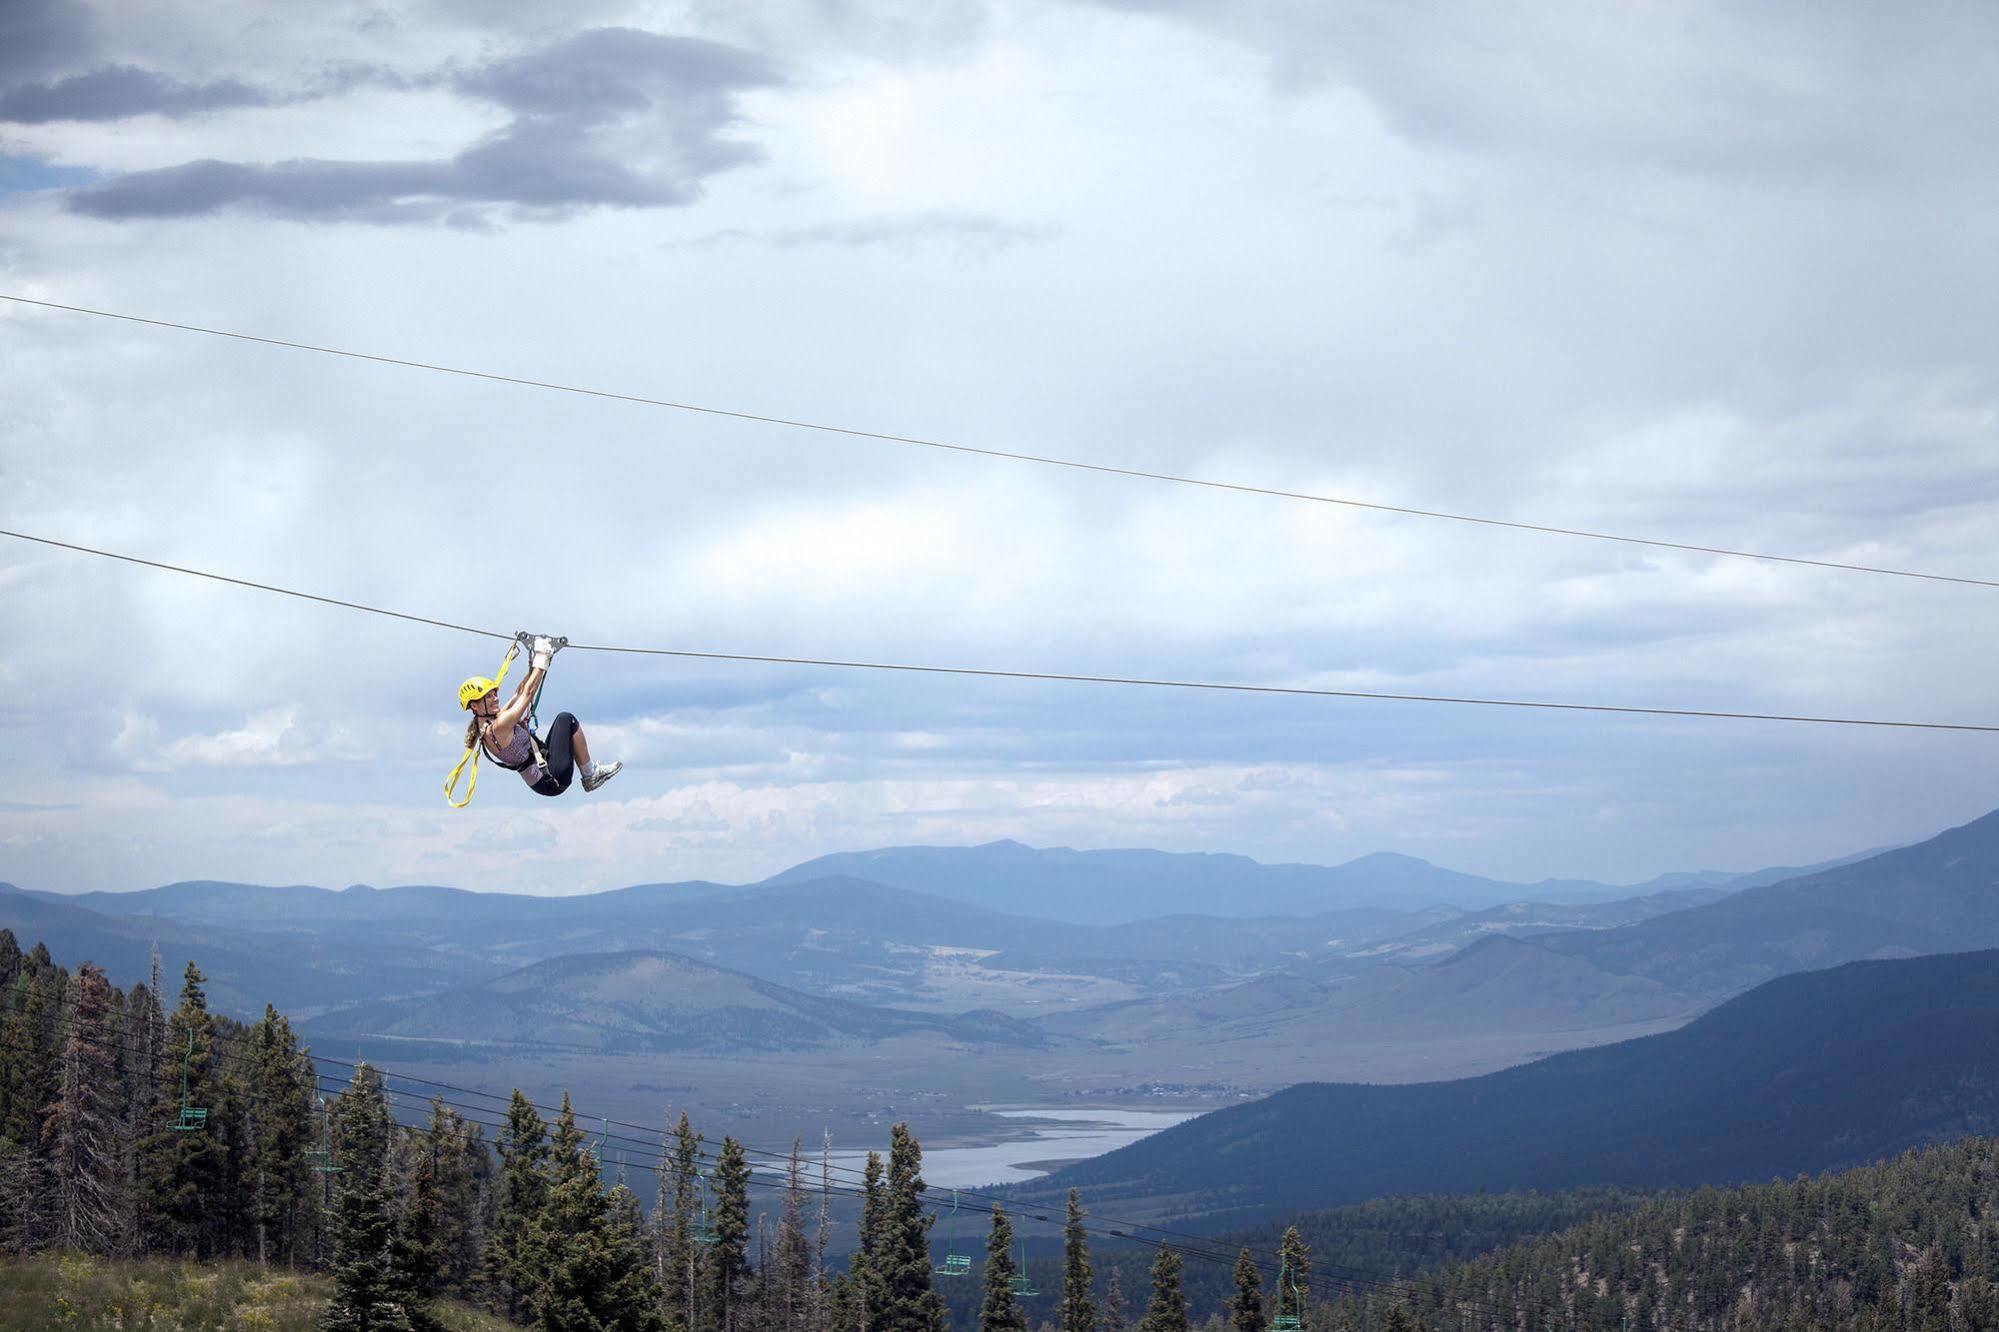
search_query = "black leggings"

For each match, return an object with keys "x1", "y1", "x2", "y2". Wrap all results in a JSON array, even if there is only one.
[{"x1": 529, "y1": 712, "x2": 579, "y2": 797}]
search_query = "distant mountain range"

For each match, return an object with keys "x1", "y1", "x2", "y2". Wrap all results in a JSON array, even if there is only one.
[
  {"x1": 0, "y1": 819, "x2": 1978, "y2": 1111},
  {"x1": 1015, "y1": 946, "x2": 1999, "y2": 1229},
  {"x1": 1, "y1": 839, "x2": 1859, "y2": 1019},
  {"x1": 767, "y1": 840, "x2": 1877, "y2": 924}
]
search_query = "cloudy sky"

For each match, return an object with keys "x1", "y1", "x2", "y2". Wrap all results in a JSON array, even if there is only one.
[{"x1": 2, "y1": 0, "x2": 1995, "y2": 896}]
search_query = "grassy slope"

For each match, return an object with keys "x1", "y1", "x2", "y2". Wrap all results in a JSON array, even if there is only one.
[{"x1": 0, "y1": 1254, "x2": 512, "y2": 1331}]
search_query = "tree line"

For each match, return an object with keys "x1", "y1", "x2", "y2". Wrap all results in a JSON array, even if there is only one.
[
  {"x1": 0, "y1": 931, "x2": 1326, "y2": 1331},
  {"x1": 1306, "y1": 1137, "x2": 1999, "y2": 1331}
]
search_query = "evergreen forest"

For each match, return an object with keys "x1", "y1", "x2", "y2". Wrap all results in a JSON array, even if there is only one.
[{"x1": 7, "y1": 929, "x2": 1999, "y2": 1331}]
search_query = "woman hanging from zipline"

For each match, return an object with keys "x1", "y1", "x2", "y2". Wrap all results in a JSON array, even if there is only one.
[{"x1": 448, "y1": 634, "x2": 620, "y2": 805}]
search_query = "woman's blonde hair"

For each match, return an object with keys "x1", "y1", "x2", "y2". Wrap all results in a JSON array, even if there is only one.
[{"x1": 464, "y1": 715, "x2": 483, "y2": 751}]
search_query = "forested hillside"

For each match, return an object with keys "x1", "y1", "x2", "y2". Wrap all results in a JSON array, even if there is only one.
[
  {"x1": 1062, "y1": 1188, "x2": 1658, "y2": 1324},
  {"x1": 1312, "y1": 1137, "x2": 1999, "y2": 1331}
]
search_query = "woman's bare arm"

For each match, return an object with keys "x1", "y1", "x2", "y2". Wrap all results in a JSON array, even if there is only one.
[{"x1": 488, "y1": 665, "x2": 545, "y2": 744}]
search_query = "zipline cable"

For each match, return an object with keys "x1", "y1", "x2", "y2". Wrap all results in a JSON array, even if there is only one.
[
  {"x1": 3, "y1": 526, "x2": 1995, "y2": 734},
  {"x1": 3, "y1": 292, "x2": 1993, "y2": 592},
  {"x1": 0, "y1": 528, "x2": 511, "y2": 643}
]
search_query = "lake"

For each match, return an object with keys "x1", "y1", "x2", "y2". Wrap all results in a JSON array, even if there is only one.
[{"x1": 833, "y1": 1106, "x2": 1200, "y2": 1187}]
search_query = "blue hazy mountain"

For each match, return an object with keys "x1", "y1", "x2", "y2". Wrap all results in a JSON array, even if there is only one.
[
  {"x1": 762, "y1": 840, "x2": 1875, "y2": 925},
  {"x1": 1533, "y1": 807, "x2": 1999, "y2": 999},
  {"x1": 1018, "y1": 946, "x2": 1999, "y2": 1229}
]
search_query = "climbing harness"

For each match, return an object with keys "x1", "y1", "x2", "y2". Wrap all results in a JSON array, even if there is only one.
[
  {"x1": 934, "y1": 1190, "x2": 973, "y2": 1277},
  {"x1": 170, "y1": 1027, "x2": 207, "y2": 1131},
  {"x1": 443, "y1": 630, "x2": 566, "y2": 808}
]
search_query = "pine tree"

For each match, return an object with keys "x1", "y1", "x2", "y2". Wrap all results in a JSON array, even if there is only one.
[
  {"x1": 245, "y1": 1004, "x2": 315, "y2": 1265},
  {"x1": 119, "y1": 959, "x2": 164, "y2": 1257},
  {"x1": 853, "y1": 1150, "x2": 886, "y2": 1332},
  {"x1": 142, "y1": 961, "x2": 230, "y2": 1257},
  {"x1": 1062, "y1": 1189, "x2": 1097, "y2": 1332},
  {"x1": 524, "y1": 1095, "x2": 666, "y2": 1332},
  {"x1": 657, "y1": 1111, "x2": 703, "y2": 1332},
  {"x1": 707, "y1": 1135, "x2": 753, "y2": 1332},
  {"x1": 42, "y1": 962, "x2": 121, "y2": 1253},
  {"x1": 392, "y1": 1139, "x2": 446, "y2": 1332},
  {"x1": 772, "y1": 1139, "x2": 815, "y2": 1332},
  {"x1": 483, "y1": 1089, "x2": 548, "y2": 1319},
  {"x1": 981, "y1": 1203, "x2": 1027, "y2": 1332},
  {"x1": 815, "y1": 1131, "x2": 833, "y2": 1331},
  {"x1": 605, "y1": 1182, "x2": 667, "y2": 1330},
  {"x1": 1136, "y1": 1247, "x2": 1188, "y2": 1332},
  {"x1": 827, "y1": 1271, "x2": 860, "y2": 1332},
  {"x1": 1230, "y1": 1248, "x2": 1265, "y2": 1332},
  {"x1": 321, "y1": 1062, "x2": 408, "y2": 1331},
  {"x1": 1, "y1": 947, "x2": 63, "y2": 1251},
  {"x1": 877, "y1": 1124, "x2": 946, "y2": 1332},
  {"x1": 1273, "y1": 1226, "x2": 1310, "y2": 1330},
  {"x1": 1103, "y1": 1267, "x2": 1130, "y2": 1332},
  {"x1": 1902, "y1": 1245, "x2": 1952, "y2": 1332},
  {"x1": 419, "y1": 1099, "x2": 485, "y2": 1299}
]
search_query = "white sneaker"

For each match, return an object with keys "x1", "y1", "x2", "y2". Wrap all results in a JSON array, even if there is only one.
[{"x1": 581, "y1": 760, "x2": 622, "y2": 793}]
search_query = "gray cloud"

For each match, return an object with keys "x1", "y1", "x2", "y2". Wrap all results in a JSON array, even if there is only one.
[
  {"x1": 0, "y1": 0, "x2": 92, "y2": 86},
  {"x1": 0, "y1": 65, "x2": 274, "y2": 123},
  {"x1": 66, "y1": 28, "x2": 780, "y2": 224}
]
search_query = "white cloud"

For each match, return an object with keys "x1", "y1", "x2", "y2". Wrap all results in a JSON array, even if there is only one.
[{"x1": 116, "y1": 706, "x2": 373, "y2": 772}]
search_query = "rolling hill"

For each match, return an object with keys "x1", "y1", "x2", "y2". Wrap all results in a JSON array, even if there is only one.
[{"x1": 300, "y1": 948, "x2": 1047, "y2": 1055}]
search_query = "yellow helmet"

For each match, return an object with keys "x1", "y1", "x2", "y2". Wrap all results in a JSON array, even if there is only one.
[{"x1": 458, "y1": 676, "x2": 498, "y2": 710}]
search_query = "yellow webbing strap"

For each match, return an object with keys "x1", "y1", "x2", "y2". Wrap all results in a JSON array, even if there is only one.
[{"x1": 443, "y1": 640, "x2": 520, "y2": 808}]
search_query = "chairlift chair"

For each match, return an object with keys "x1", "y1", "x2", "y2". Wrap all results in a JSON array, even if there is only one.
[
  {"x1": 1271, "y1": 1256, "x2": 1303, "y2": 1331},
  {"x1": 307, "y1": 1097, "x2": 344, "y2": 1174},
  {"x1": 169, "y1": 1029, "x2": 208, "y2": 1132},
  {"x1": 935, "y1": 1190, "x2": 973, "y2": 1277},
  {"x1": 1009, "y1": 1236, "x2": 1039, "y2": 1297}
]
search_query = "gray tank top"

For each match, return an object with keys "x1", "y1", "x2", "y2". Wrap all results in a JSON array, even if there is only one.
[{"x1": 481, "y1": 721, "x2": 546, "y2": 786}]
